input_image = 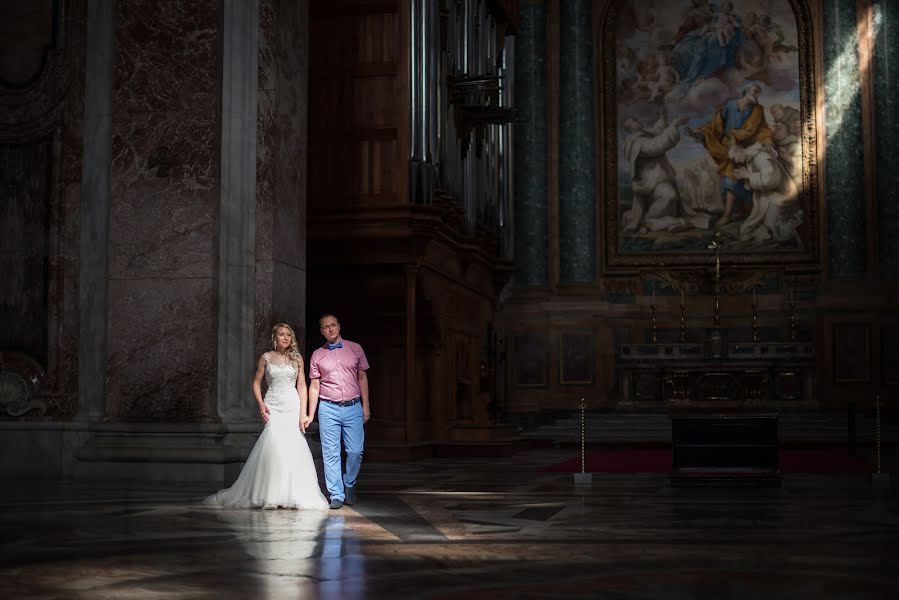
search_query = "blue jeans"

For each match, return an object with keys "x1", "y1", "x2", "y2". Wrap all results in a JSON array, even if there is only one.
[{"x1": 318, "y1": 400, "x2": 364, "y2": 502}]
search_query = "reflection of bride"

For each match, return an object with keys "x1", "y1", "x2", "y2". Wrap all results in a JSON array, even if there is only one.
[
  {"x1": 210, "y1": 510, "x2": 366, "y2": 600},
  {"x1": 211, "y1": 509, "x2": 331, "y2": 597},
  {"x1": 212, "y1": 509, "x2": 327, "y2": 563},
  {"x1": 205, "y1": 323, "x2": 328, "y2": 510}
]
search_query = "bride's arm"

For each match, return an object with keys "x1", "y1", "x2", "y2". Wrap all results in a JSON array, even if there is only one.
[{"x1": 253, "y1": 354, "x2": 269, "y2": 423}]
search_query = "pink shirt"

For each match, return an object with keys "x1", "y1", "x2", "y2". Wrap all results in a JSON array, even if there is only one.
[{"x1": 309, "y1": 338, "x2": 370, "y2": 401}]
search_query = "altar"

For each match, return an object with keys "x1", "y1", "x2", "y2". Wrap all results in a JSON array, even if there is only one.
[{"x1": 618, "y1": 341, "x2": 816, "y2": 409}]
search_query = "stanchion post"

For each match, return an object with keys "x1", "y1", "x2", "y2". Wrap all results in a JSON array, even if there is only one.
[
  {"x1": 876, "y1": 395, "x2": 881, "y2": 475},
  {"x1": 574, "y1": 397, "x2": 592, "y2": 486},
  {"x1": 872, "y1": 394, "x2": 891, "y2": 489}
]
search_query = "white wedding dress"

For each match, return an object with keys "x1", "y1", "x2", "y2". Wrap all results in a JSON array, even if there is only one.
[{"x1": 205, "y1": 353, "x2": 328, "y2": 510}]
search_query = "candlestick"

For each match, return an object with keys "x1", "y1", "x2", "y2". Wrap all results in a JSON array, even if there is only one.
[
  {"x1": 751, "y1": 293, "x2": 759, "y2": 343},
  {"x1": 709, "y1": 235, "x2": 721, "y2": 329},
  {"x1": 680, "y1": 295, "x2": 687, "y2": 343},
  {"x1": 714, "y1": 286, "x2": 720, "y2": 328},
  {"x1": 707, "y1": 235, "x2": 724, "y2": 357},
  {"x1": 789, "y1": 290, "x2": 797, "y2": 342},
  {"x1": 651, "y1": 302, "x2": 657, "y2": 343},
  {"x1": 580, "y1": 398, "x2": 586, "y2": 474},
  {"x1": 681, "y1": 288, "x2": 684, "y2": 305}
]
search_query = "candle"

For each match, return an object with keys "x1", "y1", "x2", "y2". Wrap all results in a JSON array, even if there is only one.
[
  {"x1": 753, "y1": 288, "x2": 756, "y2": 305},
  {"x1": 790, "y1": 288, "x2": 794, "y2": 304},
  {"x1": 652, "y1": 285, "x2": 656, "y2": 305},
  {"x1": 681, "y1": 289, "x2": 685, "y2": 305}
]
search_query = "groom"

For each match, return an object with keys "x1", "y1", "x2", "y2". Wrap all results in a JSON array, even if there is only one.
[{"x1": 306, "y1": 314, "x2": 370, "y2": 509}]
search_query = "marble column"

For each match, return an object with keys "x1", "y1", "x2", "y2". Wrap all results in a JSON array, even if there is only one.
[
  {"x1": 105, "y1": 0, "x2": 220, "y2": 421},
  {"x1": 77, "y1": 0, "x2": 115, "y2": 421},
  {"x1": 823, "y1": 0, "x2": 867, "y2": 278},
  {"x1": 873, "y1": 0, "x2": 899, "y2": 279},
  {"x1": 513, "y1": 2, "x2": 548, "y2": 287},
  {"x1": 558, "y1": 0, "x2": 596, "y2": 284},
  {"x1": 255, "y1": 0, "x2": 309, "y2": 355},
  {"x1": 218, "y1": 0, "x2": 259, "y2": 422}
]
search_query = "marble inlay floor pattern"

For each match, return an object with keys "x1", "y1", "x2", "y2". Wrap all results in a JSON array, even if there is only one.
[{"x1": 1, "y1": 449, "x2": 897, "y2": 599}]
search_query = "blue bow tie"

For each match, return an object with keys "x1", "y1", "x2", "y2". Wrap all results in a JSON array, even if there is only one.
[{"x1": 328, "y1": 342, "x2": 343, "y2": 350}]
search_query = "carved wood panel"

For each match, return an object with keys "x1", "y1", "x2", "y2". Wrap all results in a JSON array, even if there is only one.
[{"x1": 309, "y1": 1, "x2": 403, "y2": 209}]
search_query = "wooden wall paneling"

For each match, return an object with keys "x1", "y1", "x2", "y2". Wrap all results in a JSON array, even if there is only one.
[
  {"x1": 368, "y1": 343, "x2": 405, "y2": 442},
  {"x1": 512, "y1": 330, "x2": 547, "y2": 389},
  {"x1": 404, "y1": 265, "x2": 417, "y2": 441},
  {"x1": 559, "y1": 331, "x2": 594, "y2": 386},
  {"x1": 882, "y1": 323, "x2": 899, "y2": 386},
  {"x1": 833, "y1": 322, "x2": 872, "y2": 384},
  {"x1": 446, "y1": 334, "x2": 458, "y2": 421},
  {"x1": 449, "y1": 332, "x2": 473, "y2": 421},
  {"x1": 308, "y1": 1, "x2": 404, "y2": 210},
  {"x1": 424, "y1": 351, "x2": 443, "y2": 439},
  {"x1": 595, "y1": 323, "x2": 614, "y2": 407}
]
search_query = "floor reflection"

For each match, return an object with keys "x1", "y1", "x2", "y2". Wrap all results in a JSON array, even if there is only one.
[
  {"x1": 318, "y1": 517, "x2": 367, "y2": 600},
  {"x1": 0, "y1": 449, "x2": 896, "y2": 599},
  {"x1": 212, "y1": 508, "x2": 331, "y2": 598}
]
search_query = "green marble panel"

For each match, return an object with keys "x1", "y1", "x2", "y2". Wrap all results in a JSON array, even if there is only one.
[
  {"x1": 513, "y1": 3, "x2": 549, "y2": 287},
  {"x1": 823, "y1": 0, "x2": 867, "y2": 278},
  {"x1": 558, "y1": 0, "x2": 596, "y2": 284},
  {"x1": 873, "y1": 0, "x2": 899, "y2": 278}
]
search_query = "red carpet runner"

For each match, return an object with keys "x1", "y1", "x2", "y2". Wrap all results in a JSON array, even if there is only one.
[{"x1": 545, "y1": 447, "x2": 873, "y2": 474}]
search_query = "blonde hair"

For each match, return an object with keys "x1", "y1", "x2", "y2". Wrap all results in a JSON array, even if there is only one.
[{"x1": 270, "y1": 323, "x2": 303, "y2": 367}]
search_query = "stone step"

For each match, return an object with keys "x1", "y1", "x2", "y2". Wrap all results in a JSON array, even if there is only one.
[{"x1": 520, "y1": 411, "x2": 899, "y2": 444}]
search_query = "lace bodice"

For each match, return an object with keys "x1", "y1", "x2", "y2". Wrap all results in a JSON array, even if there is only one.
[{"x1": 264, "y1": 352, "x2": 299, "y2": 391}]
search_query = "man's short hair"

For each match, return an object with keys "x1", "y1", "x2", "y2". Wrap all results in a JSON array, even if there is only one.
[{"x1": 319, "y1": 313, "x2": 339, "y2": 327}]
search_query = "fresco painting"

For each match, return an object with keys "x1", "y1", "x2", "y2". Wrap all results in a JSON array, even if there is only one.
[{"x1": 612, "y1": 0, "x2": 806, "y2": 255}]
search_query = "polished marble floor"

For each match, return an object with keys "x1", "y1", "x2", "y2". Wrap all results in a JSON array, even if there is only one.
[{"x1": 1, "y1": 448, "x2": 897, "y2": 599}]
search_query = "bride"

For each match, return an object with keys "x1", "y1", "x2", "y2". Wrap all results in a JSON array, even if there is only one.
[{"x1": 205, "y1": 323, "x2": 328, "y2": 510}]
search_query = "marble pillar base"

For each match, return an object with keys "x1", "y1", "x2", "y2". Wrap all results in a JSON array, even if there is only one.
[
  {"x1": 0, "y1": 422, "x2": 91, "y2": 481},
  {"x1": 0, "y1": 421, "x2": 273, "y2": 485},
  {"x1": 74, "y1": 422, "x2": 263, "y2": 484},
  {"x1": 448, "y1": 423, "x2": 518, "y2": 442}
]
